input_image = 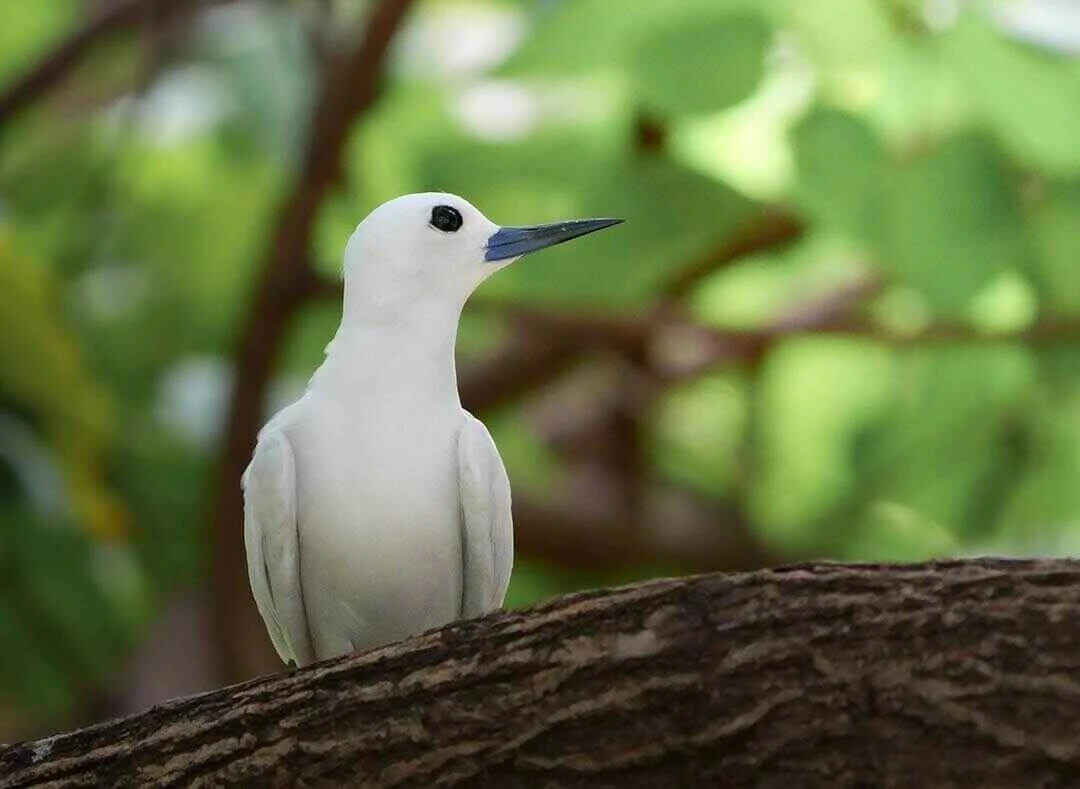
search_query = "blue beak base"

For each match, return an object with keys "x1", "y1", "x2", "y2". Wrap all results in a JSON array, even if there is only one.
[{"x1": 484, "y1": 218, "x2": 623, "y2": 262}]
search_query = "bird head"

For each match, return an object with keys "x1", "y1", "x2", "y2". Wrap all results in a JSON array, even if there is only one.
[{"x1": 342, "y1": 192, "x2": 621, "y2": 318}]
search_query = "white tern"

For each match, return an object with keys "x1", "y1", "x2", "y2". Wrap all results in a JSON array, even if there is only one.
[{"x1": 243, "y1": 192, "x2": 621, "y2": 666}]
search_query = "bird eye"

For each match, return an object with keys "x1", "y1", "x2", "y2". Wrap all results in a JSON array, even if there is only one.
[{"x1": 430, "y1": 205, "x2": 463, "y2": 233}]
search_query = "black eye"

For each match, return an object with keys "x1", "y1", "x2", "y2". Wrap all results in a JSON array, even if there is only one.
[{"x1": 430, "y1": 205, "x2": 463, "y2": 233}]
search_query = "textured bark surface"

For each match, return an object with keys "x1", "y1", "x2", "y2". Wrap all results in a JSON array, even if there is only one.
[{"x1": 3, "y1": 558, "x2": 1080, "y2": 788}]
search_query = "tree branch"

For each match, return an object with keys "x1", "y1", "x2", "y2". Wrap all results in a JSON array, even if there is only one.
[
  {"x1": 0, "y1": 0, "x2": 238, "y2": 125},
  {"x1": 458, "y1": 331, "x2": 583, "y2": 416},
  {"x1": 4, "y1": 558, "x2": 1078, "y2": 787},
  {"x1": 472, "y1": 285, "x2": 1080, "y2": 384},
  {"x1": 661, "y1": 209, "x2": 805, "y2": 300},
  {"x1": 208, "y1": 0, "x2": 416, "y2": 683}
]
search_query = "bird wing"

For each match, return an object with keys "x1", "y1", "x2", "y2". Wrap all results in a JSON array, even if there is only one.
[
  {"x1": 457, "y1": 412, "x2": 514, "y2": 618},
  {"x1": 242, "y1": 429, "x2": 315, "y2": 666}
]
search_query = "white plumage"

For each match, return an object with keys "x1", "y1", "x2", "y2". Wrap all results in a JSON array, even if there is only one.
[{"x1": 243, "y1": 192, "x2": 619, "y2": 666}]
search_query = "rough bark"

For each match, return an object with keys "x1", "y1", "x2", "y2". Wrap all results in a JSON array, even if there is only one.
[{"x1": 3, "y1": 558, "x2": 1080, "y2": 788}]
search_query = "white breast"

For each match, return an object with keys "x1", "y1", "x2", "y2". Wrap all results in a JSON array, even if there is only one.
[{"x1": 287, "y1": 388, "x2": 466, "y2": 660}]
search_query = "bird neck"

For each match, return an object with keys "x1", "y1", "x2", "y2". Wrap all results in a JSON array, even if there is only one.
[{"x1": 312, "y1": 288, "x2": 466, "y2": 411}]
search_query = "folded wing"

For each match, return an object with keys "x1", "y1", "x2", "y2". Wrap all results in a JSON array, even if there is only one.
[
  {"x1": 457, "y1": 412, "x2": 514, "y2": 618},
  {"x1": 242, "y1": 429, "x2": 315, "y2": 666}
]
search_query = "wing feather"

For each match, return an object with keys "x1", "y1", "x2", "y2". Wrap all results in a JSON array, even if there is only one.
[
  {"x1": 457, "y1": 413, "x2": 514, "y2": 618},
  {"x1": 242, "y1": 430, "x2": 315, "y2": 666}
]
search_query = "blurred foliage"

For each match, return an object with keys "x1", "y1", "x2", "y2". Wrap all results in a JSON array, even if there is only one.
[{"x1": 2, "y1": 0, "x2": 1080, "y2": 729}]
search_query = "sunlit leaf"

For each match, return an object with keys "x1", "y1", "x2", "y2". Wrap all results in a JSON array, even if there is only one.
[
  {"x1": 777, "y1": 0, "x2": 898, "y2": 78},
  {"x1": 0, "y1": 0, "x2": 76, "y2": 83},
  {"x1": 946, "y1": 13, "x2": 1080, "y2": 176},
  {"x1": 502, "y1": 0, "x2": 755, "y2": 77}
]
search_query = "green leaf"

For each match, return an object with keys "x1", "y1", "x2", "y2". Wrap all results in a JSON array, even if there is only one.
[
  {"x1": 945, "y1": 14, "x2": 1080, "y2": 176},
  {"x1": 114, "y1": 140, "x2": 279, "y2": 349},
  {"x1": 0, "y1": 0, "x2": 76, "y2": 83},
  {"x1": 13, "y1": 525, "x2": 127, "y2": 684},
  {"x1": 119, "y1": 431, "x2": 207, "y2": 590},
  {"x1": 852, "y1": 347, "x2": 1034, "y2": 541},
  {"x1": 791, "y1": 107, "x2": 886, "y2": 243},
  {"x1": 629, "y1": 11, "x2": 770, "y2": 116},
  {"x1": 993, "y1": 393, "x2": 1080, "y2": 552},
  {"x1": 0, "y1": 601, "x2": 75, "y2": 721},
  {"x1": 777, "y1": 0, "x2": 897, "y2": 74},
  {"x1": 870, "y1": 40, "x2": 970, "y2": 147},
  {"x1": 751, "y1": 338, "x2": 896, "y2": 554},
  {"x1": 882, "y1": 134, "x2": 1026, "y2": 313},
  {"x1": 795, "y1": 117, "x2": 1030, "y2": 315},
  {"x1": 502, "y1": 0, "x2": 753, "y2": 77},
  {"x1": 0, "y1": 511, "x2": 135, "y2": 722},
  {"x1": 1028, "y1": 180, "x2": 1080, "y2": 313}
]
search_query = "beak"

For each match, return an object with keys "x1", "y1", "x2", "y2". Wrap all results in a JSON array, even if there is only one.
[{"x1": 484, "y1": 217, "x2": 623, "y2": 262}]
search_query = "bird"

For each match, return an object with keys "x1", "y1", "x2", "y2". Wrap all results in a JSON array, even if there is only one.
[{"x1": 243, "y1": 192, "x2": 622, "y2": 667}]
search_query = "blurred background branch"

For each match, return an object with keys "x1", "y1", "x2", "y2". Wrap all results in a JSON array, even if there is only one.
[{"x1": 0, "y1": 0, "x2": 240, "y2": 125}]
